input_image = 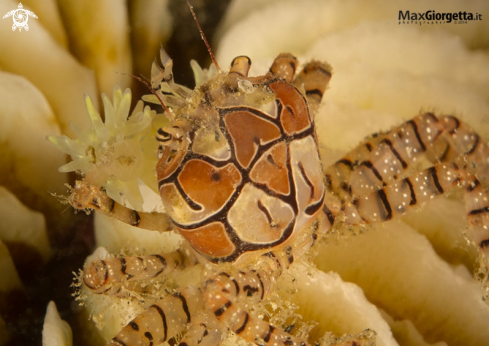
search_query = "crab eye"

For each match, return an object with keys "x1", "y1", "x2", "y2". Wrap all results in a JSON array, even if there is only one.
[
  {"x1": 269, "y1": 53, "x2": 298, "y2": 83},
  {"x1": 156, "y1": 128, "x2": 172, "y2": 142},
  {"x1": 230, "y1": 56, "x2": 252, "y2": 77}
]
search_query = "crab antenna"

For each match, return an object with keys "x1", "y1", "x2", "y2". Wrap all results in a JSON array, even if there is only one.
[
  {"x1": 118, "y1": 72, "x2": 171, "y2": 115},
  {"x1": 186, "y1": 0, "x2": 221, "y2": 71}
]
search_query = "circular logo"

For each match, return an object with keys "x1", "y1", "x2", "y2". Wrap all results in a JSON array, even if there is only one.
[
  {"x1": 13, "y1": 9, "x2": 28, "y2": 29},
  {"x1": 2, "y1": 3, "x2": 38, "y2": 32}
]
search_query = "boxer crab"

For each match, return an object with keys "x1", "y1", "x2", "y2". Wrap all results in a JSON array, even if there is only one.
[{"x1": 49, "y1": 14, "x2": 489, "y2": 346}]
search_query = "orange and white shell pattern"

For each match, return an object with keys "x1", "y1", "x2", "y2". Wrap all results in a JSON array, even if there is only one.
[{"x1": 156, "y1": 56, "x2": 327, "y2": 263}]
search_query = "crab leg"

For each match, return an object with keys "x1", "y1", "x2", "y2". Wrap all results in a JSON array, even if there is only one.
[
  {"x1": 341, "y1": 162, "x2": 462, "y2": 224},
  {"x1": 176, "y1": 312, "x2": 223, "y2": 346},
  {"x1": 325, "y1": 112, "x2": 448, "y2": 201},
  {"x1": 108, "y1": 286, "x2": 204, "y2": 346},
  {"x1": 323, "y1": 114, "x2": 489, "y2": 268},
  {"x1": 68, "y1": 180, "x2": 173, "y2": 232},
  {"x1": 106, "y1": 248, "x2": 309, "y2": 346},
  {"x1": 83, "y1": 249, "x2": 197, "y2": 296},
  {"x1": 203, "y1": 250, "x2": 308, "y2": 346}
]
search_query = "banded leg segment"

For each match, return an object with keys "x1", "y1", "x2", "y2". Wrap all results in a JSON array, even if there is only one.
[
  {"x1": 84, "y1": 250, "x2": 197, "y2": 296},
  {"x1": 108, "y1": 286, "x2": 204, "y2": 346},
  {"x1": 342, "y1": 163, "x2": 462, "y2": 224},
  {"x1": 324, "y1": 113, "x2": 489, "y2": 270},
  {"x1": 207, "y1": 295, "x2": 308, "y2": 346},
  {"x1": 230, "y1": 309, "x2": 307, "y2": 346},
  {"x1": 339, "y1": 160, "x2": 489, "y2": 271},
  {"x1": 438, "y1": 116, "x2": 489, "y2": 184},
  {"x1": 326, "y1": 113, "x2": 489, "y2": 204},
  {"x1": 104, "y1": 248, "x2": 303, "y2": 346},
  {"x1": 338, "y1": 157, "x2": 488, "y2": 234},
  {"x1": 464, "y1": 176, "x2": 489, "y2": 257},
  {"x1": 325, "y1": 113, "x2": 445, "y2": 201},
  {"x1": 437, "y1": 116, "x2": 489, "y2": 261},
  {"x1": 268, "y1": 53, "x2": 332, "y2": 110},
  {"x1": 69, "y1": 180, "x2": 173, "y2": 232},
  {"x1": 177, "y1": 312, "x2": 222, "y2": 346},
  {"x1": 204, "y1": 251, "x2": 308, "y2": 346},
  {"x1": 292, "y1": 60, "x2": 332, "y2": 109}
]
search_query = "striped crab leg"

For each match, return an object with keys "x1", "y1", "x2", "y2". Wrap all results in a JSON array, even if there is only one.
[
  {"x1": 324, "y1": 112, "x2": 447, "y2": 201},
  {"x1": 203, "y1": 250, "x2": 309, "y2": 346},
  {"x1": 68, "y1": 180, "x2": 173, "y2": 232},
  {"x1": 106, "y1": 248, "x2": 309, "y2": 346},
  {"x1": 83, "y1": 247, "x2": 197, "y2": 296},
  {"x1": 341, "y1": 162, "x2": 463, "y2": 224},
  {"x1": 107, "y1": 286, "x2": 204, "y2": 346},
  {"x1": 325, "y1": 113, "x2": 489, "y2": 202},
  {"x1": 322, "y1": 114, "x2": 489, "y2": 268},
  {"x1": 176, "y1": 312, "x2": 222, "y2": 346},
  {"x1": 269, "y1": 52, "x2": 332, "y2": 112}
]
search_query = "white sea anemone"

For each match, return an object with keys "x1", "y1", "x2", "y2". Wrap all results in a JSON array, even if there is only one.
[{"x1": 48, "y1": 87, "x2": 159, "y2": 210}]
